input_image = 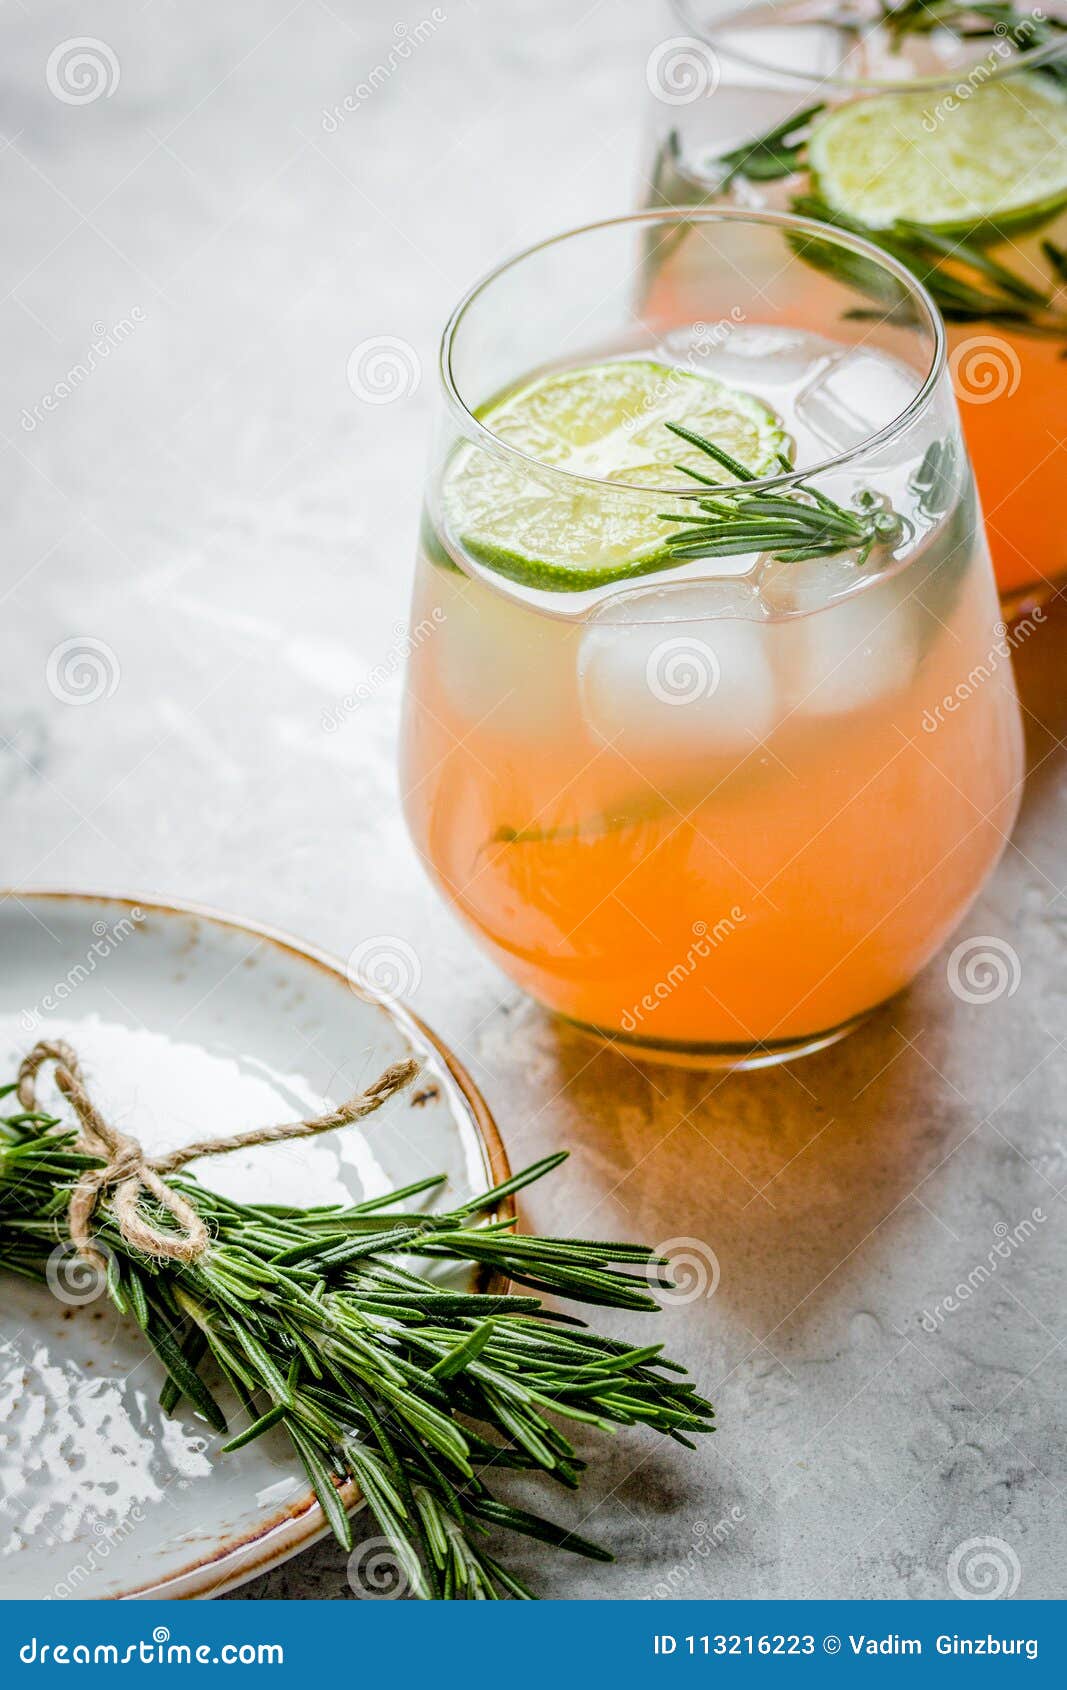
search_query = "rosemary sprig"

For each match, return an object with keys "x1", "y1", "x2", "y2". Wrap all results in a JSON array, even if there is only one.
[
  {"x1": 792, "y1": 192, "x2": 1067, "y2": 338},
  {"x1": 1045, "y1": 238, "x2": 1067, "y2": 283},
  {"x1": 909, "y1": 436, "x2": 959, "y2": 520},
  {"x1": 880, "y1": 2, "x2": 1067, "y2": 85},
  {"x1": 0, "y1": 1087, "x2": 714, "y2": 1600},
  {"x1": 715, "y1": 103, "x2": 824, "y2": 186},
  {"x1": 658, "y1": 423, "x2": 903, "y2": 567}
]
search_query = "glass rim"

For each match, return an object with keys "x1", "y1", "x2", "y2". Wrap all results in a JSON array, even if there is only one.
[
  {"x1": 438, "y1": 206, "x2": 946, "y2": 503},
  {"x1": 671, "y1": 0, "x2": 1067, "y2": 93}
]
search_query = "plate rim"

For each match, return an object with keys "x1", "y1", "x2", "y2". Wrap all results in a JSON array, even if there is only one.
[{"x1": 0, "y1": 886, "x2": 511, "y2": 1601}]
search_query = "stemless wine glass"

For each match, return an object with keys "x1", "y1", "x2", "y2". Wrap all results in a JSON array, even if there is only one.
[
  {"x1": 400, "y1": 209, "x2": 1024, "y2": 1069},
  {"x1": 643, "y1": 0, "x2": 1067, "y2": 610}
]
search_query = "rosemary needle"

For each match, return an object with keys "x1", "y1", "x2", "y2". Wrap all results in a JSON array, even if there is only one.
[{"x1": 716, "y1": 102, "x2": 825, "y2": 186}]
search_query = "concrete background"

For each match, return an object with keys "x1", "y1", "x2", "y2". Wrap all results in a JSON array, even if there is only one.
[{"x1": 2, "y1": 0, "x2": 1065, "y2": 1601}]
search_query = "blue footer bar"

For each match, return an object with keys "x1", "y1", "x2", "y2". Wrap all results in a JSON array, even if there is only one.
[{"x1": 0, "y1": 1601, "x2": 1063, "y2": 1684}]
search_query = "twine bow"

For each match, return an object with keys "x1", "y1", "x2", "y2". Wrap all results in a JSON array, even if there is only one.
[{"x1": 16, "y1": 1039, "x2": 420, "y2": 1270}]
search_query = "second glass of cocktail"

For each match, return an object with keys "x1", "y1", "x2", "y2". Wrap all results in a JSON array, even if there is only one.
[
  {"x1": 644, "y1": 1, "x2": 1067, "y2": 608},
  {"x1": 401, "y1": 210, "x2": 1024, "y2": 1068}
]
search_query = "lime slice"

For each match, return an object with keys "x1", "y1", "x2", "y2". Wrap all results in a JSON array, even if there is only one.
[
  {"x1": 808, "y1": 74, "x2": 1067, "y2": 234},
  {"x1": 442, "y1": 359, "x2": 788, "y2": 592}
]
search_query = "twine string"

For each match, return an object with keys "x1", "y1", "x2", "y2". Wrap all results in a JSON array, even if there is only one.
[{"x1": 16, "y1": 1039, "x2": 420, "y2": 1269}]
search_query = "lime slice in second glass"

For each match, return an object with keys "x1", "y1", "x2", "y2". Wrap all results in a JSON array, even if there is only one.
[
  {"x1": 808, "y1": 74, "x2": 1067, "y2": 235},
  {"x1": 442, "y1": 359, "x2": 788, "y2": 592}
]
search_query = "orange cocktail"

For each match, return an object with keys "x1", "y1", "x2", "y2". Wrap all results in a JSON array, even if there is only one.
[{"x1": 401, "y1": 212, "x2": 1024, "y2": 1066}]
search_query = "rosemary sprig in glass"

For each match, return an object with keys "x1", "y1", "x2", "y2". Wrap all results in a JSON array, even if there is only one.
[
  {"x1": 0, "y1": 1084, "x2": 714, "y2": 1600},
  {"x1": 715, "y1": 103, "x2": 825, "y2": 186},
  {"x1": 880, "y1": 2, "x2": 1067, "y2": 86},
  {"x1": 658, "y1": 423, "x2": 903, "y2": 567},
  {"x1": 792, "y1": 192, "x2": 1067, "y2": 339}
]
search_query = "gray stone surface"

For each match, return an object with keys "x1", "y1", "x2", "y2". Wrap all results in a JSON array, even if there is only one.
[{"x1": 2, "y1": 0, "x2": 1065, "y2": 1603}]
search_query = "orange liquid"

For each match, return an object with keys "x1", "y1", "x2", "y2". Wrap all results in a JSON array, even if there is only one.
[
  {"x1": 402, "y1": 531, "x2": 1023, "y2": 1055},
  {"x1": 954, "y1": 330, "x2": 1067, "y2": 599}
]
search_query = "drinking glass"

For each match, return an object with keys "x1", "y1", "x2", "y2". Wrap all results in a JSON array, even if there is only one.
[
  {"x1": 400, "y1": 209, "x2": 1024, "y2": 1068},
  {"x1": 643, "y1": 0, "x2": 1067, "y2": 609}
]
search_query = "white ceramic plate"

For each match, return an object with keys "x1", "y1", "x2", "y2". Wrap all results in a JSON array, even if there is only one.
[{"x1": 0, "y1": 891, "x2": 508, "y2": 1600}]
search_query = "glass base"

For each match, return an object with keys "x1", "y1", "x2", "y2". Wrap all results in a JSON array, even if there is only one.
[{"x1": 561, "y1": 1008, "x2": 877, "y2": 1071}]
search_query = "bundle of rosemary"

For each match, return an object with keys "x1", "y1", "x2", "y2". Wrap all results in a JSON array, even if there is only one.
[{"x1": 0, "y1": 1047, "x2": 714, "y2": 1600}]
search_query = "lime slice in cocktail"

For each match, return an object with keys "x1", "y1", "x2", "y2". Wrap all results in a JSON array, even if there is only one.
[
  {"x1": 442, "y1": 359, "x2": 788, "y2": 592},
  {"x1": 808, "y1": 74, "x2": 1067, "y2": 235}
]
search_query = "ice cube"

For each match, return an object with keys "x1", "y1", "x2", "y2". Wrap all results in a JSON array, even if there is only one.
[
  {"x1": 758, "y1": 551, "x2": 867, "y2": 617},
  {"x1": 794, "y1": 350, "x2": 922, "y2": 453},
  {"x1": 578, "y1": 581, "x2": 780, "y2": 765},
  {"x1": 785, "y1": 576, "x2": 918, "y2": 719},
  {"x1": 431, "y1": 564, "x2": 582, "y2": 741},
  {"x1": 684, "y1": 324, "x2": 839, "y2": 391}
]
